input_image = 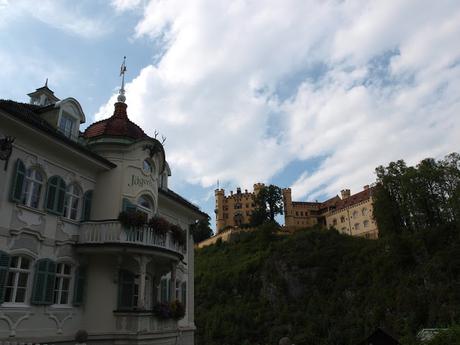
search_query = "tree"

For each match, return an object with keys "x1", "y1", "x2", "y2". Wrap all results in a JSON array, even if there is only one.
[
  {"x1": 191, "y1": 217, "x2": 214, "y2": 243},
  {"x1": 250, "y1": 184, "x2": 283, "y2": 226}
]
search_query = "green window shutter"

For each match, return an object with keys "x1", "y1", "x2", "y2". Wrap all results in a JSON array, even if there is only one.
[
  {"x1": 31, "y1": 259, "x2": 56, "y2": 305},
  {"x1": 55, "y1": 178, "x2": 66, "y2": 215},
  {"x1": 82, "y1": 191, "x2": 93, "y2": 221},
  {"x1": 45, "y1": 177, "x2": 66, "y2": 215},
  {"x1": 10, "y1": 159, "x2": 25, "y2": 203},
  {"x1": 160, "y1": 278, "x2": 167, "y2": 303},
  {"x1": 122, "y1": 198, "x2": 137, "y2": 213},
  {"x1": 181, "y1": 281, "x2": 187, "y2": 305},
  {"x1": 118, "y1": 270, "x2": 135, "y2": 310},
  {"x1": 0, "y1": 251, "x2": 11, "y2": 304},
  {"x1": 73, "y1": 266, "x2": 86, "y2": 306}
]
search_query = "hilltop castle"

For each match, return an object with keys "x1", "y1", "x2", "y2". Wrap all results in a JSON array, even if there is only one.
[{"x1": 215, "y1": 183, "x2": 378, "y2": 239}]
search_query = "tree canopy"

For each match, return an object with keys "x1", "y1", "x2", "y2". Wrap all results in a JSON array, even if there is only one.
[
  {"x1": 191, "y1": 216, "x2": 214, "y2": 243},
  {"x1": 250, "y1": 184, "x2": 284, "y2": 226}
]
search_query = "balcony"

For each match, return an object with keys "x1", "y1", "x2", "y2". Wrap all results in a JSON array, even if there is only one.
[
  {"x1": 76, "y1": 220, "x2": 184, "y2": 257},
  {"x1": 114, "y1": 311, "x2": 178, "y2": 333}
]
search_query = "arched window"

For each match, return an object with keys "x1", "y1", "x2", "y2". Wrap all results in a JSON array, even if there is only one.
[
  {"x1": 363, "y1": 220, "x2": 369, "y2": 228},
  {"x1": 137, "y1": 195, "x2": 154, "y2": 219},
  {"x1": 354, "y1": 223, "x2": 360, "y2": 230},
  {"x1": 4, "y1": 255, "x2": 32, "y2": 303},
  {"x1": 340, "y1": 216, "x2": 346, "y2": 223},
  {"x1": 21, "y1": 168, "x2": 44, "y2": 208},
  {"x1": 64, "y1": 184, "x2": 81, "y2": 220},
  {"x1": 362, "y1": 207, "x2": 368, "y2": 216},
  {"x1": 352, "y1": 210, "x2": 359, "y2": 218}
]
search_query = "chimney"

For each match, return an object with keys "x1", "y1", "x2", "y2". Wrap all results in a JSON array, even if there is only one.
[{"x1": 341, "y1": 189, "x2": 351, "y2": 199}]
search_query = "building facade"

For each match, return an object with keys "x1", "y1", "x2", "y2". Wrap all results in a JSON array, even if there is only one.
[
  {"x1": 0, "y1": 81, "x2": 207, "y2": 344},
  {"x1": 283, "y1": 186, "x2": 378, "y2": 239},
  {"x1": 214, "y1": 183, "x2": 264, "y2": 232}
]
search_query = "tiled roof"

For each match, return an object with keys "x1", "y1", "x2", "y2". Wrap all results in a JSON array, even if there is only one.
[
  {"x1": 0, "y1": 100, "x2": 116, "y2": 168},
  {"x1": 333, "y1": 188, "x2": 372, "y2": 212},
  {"x1": 83, "y1": 102, "x2": 148, "y2": 140}
]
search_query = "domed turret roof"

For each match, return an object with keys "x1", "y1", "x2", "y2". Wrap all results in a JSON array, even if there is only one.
[{"x1": 83, "y1": 102, "x2": 147, "y2": 140}]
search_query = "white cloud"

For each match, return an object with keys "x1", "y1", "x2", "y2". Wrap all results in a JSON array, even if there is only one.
[
  {"x1": 0, "y1": 0, "x2": 110, "y2": 38},
  {"x1": 98, "y1": 0, "x2": 460, "y2": 200}
]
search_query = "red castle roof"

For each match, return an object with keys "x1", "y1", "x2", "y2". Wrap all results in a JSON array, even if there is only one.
[{"x1": 83, "y1": 102, "x2": 147, "y2": 140}]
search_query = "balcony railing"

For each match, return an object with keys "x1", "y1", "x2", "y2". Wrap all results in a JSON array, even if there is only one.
[{"x1": 78, "y1": 220, "x2": 184, "y2": 254}]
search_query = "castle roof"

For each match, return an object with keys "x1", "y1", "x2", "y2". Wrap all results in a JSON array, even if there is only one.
[
  {"x1": 83, "y1": 102, "x2": 148, "y2": 140},
  {"x1": 333, "y1": 188, "x2": 373, "y2": 212}
]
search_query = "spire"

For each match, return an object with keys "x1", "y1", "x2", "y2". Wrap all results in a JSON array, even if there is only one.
[
  {"x1": 118, "y1": 56, "x2": 127, "y2": 103},
  {"x1": 45, "y1": 78, "x2": 48, "y2": 88}
]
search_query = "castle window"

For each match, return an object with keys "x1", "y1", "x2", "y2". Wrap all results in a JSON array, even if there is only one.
[
  {"x1": 4, "y1": 255, "x2": 31, "y2": 304},
  {"x1": 296, "y1": 211, "x2": 299, "y2": 216},
  {"x1": 354, "y1": 223, "x2": 360, "y2": 230},
  {"x1": 300, "y1": 211, "x2": 304, "y2": 216},
  {"x1": 332, "y1": 218, "x2": 337, "y2": 226},
  {"x1": 64, "y1": 184, "x2": 82, "y2": 220},
  {"x1": 340, "y1": 216, "x2": 346, "y2": 223},
  {"x1": 362, "y1": 207, "x2": 368, "y2": 216},
  {"x1": 352, "y1": 210, "x2": 359, "y2": 218},
  {"x1": 363, "y1": 220, "x2": 369, "y2": 227},
  {"x1": 53, "y1": 263, "x2": 72, "y2": 305}
]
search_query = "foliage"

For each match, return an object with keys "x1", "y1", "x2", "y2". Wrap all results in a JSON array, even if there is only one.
[
  {"x1": 373, "y1": 153, "x2": 460, "y2": 237},
  {"x1": 152, "y1": 300, "x2": 186, "y2": 320},
  {"x1": 147, "y1": 216, "x2": 170, "y2": 235},
  {"x1": 195, "y1": 155, "x2": 460, "y2": 344},
  {"x1": 424, "y1": 325, "x2": 460, "y2": 345},
  {"x1": 191, "y1": 217, "x2": 214, "y2": 243},
  {"x1": 250, "y1": 184, "x2": 284, "y2": 226},
  {"x1": 118, "y1": 211, "x2": 147, "y2": 228},
  {"x1": 170, "y1": 299, "x2": 186, "y2": 320},
  {"x1": 118, "y1": 212, "x2": 186, "y2": 246},
  {"x1": 170, "y1": 224, "x2": 186, "y2": 246}
]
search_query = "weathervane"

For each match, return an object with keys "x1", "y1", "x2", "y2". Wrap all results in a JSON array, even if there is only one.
[{"x1": 118, "y1": 56, "x2": 127, "y2": 103}]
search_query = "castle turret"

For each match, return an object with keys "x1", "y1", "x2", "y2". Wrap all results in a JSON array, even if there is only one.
[
  {"x1": 215, "y1": 189, "x2": 226, "y2": 232},
  {"x1": 341, "y1": 189, "x2": 351, "y2": 199},
  {"x1": 253, "y1": 182, "x2": 265, "y2": 195},
  {"x1": 282, "y1": 188, "x2": 294, "y2": 227}
]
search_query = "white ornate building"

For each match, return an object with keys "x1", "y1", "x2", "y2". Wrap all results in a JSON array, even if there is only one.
[{"x1": 0, "y1": 75, "x2": 207, "y2": 344}]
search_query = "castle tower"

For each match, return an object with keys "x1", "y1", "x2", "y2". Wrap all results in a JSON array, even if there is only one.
[
  {"x1": 282, "y1": 188, "x2": 294, "y2": 227},
  {"x1": 215, "y1": 189, "x2": 226, "y2": 232},
  {"x1": 253, "y1": 183, "x2": 265, "y2": 195},
  {"x1": 341, "y1": 189, "x2": 351, "y2": 199}
]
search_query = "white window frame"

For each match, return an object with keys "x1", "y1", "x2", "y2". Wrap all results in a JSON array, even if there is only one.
[
  {"x1": 53, "y1": 263, "x2": 72, "y2": 306},
  {"x1": 21, "y1": 168, "x2": 43, "y2": 209},
  {"x1": 4, "y1": 256, "x2": 32, "y2": 304},
  {"x1": 64, "y1": 184, "x2": 81, "y2": 220},
  {"x1": 58, "y1": 114, "x2": 76, "y2": 139}
]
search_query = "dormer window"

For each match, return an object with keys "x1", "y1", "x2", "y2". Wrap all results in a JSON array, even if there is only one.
[{"x1": 59, "y1": 114, "x2": 76, "y2": 139}]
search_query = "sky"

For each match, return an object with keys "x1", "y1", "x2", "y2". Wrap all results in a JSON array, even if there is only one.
[{"x1": 1, "y1": 0, "x2": 459, "y2": 231}]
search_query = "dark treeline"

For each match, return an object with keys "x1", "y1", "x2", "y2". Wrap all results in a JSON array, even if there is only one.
[
  {"x1": 194, "y1": 153, "x2": 460, "y2": 345},
  {"x1": 373, "y1": 153, "x2": 460, "y2": 236}
]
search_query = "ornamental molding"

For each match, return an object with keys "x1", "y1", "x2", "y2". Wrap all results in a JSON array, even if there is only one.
[
  {"x1": 45, "y1": 310, "x2": 74, "y2": 334},
  {"x1": 0, "y1": 311, "x2": 33, "y2": 337}
]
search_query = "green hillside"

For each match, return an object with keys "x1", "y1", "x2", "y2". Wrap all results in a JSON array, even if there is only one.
[{"x1": 195, "y1": 225, "x2": 460, "y2": 345}]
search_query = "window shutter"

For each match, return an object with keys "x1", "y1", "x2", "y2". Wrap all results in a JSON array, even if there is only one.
[
  {"x1": 55, "y1": 178, "x2": 66, "y2": 215},
  {"x1": 73, "y1": 266, "x2": 86, "y2": 306},
  {"x1": 10, "y1": 159, "x2": 25, "y2": 203},
  {"x1": 160, "y1": 278, "x2": 167, "y2": 303},
  {"x1": 45, "y1": 177, "x2": 66, "y2": 215},
  {"x1": 82, "y1": 191, "x2": 93, "y2": 221},
  {"x1": 118, "y1": 270, "x2": 135, "y2": 310},
  {"x1": 181, "y1": 281, "x2": 187, "y2": 305},
  {"x1": 0, "y1": 251, "x2": 11, "y2": 304},
  {"x1": 31, "y1": 259, "x2": 56, "y2": 305},
  {"x1": 122, "y1": 198, "x2": 137, "y2": 213}
]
